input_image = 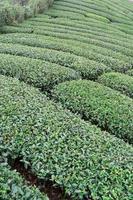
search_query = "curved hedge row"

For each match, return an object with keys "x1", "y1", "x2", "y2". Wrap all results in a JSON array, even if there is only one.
[
  {"x1": 0, "y1": 43, "x2": 109, "y2": 80},
  {"x1": 0, "y1": 33, "x2": 132, "y2": 74},
  {"x1": 50, "y1": 4, "x2": 110, "y2": 23},
  {"x1": 53, "y1": 80, "x2": 133, "y2": 144},
  {"x1": 113, "y1": 23, "x2": 133, "y2": 35},
  {"x1": 52, "y1": 2, "x2": 133, "y2": 26},
  {"x1": 98, "y1": 72, "x2": 133, "y2": 98},
  {"x1": 42, "y1": 9, "x2": 89, "y2": 21},
  {"x1": 18, "y1": 21, "x2": 133, "y2": 50},
  {"x1": 1, "y1": 26, "x2": 33, "y2": 34},
  {"x1": 0, "y1": 165, "x2": 48, "y2": 200},
  {"x1": 56, "y1": 0, "x2": 132, "y2": 22},
  {"x1": 5, "y1": 19, "x2": 133, "y2": 51},
  {"x1": 46, "y1": 3, "x2": 133, "y2": 26},
  {"x1": 0, "y1": 53, "x2": 80, "y2": 89},
  {"x1": 98, "y1": 0, "x2": 133, "y2": 20},
  {"x1": 2, "y1": 24, "x2": 133, "y2": 57},
  {"x1": 23, "y1": 18, "x2": 133, "y2": 44},
  {"x1": 35, "y1": 27, "x2": 133, "y2": 54},
  {"x1": 30, "y1": 16, "x2": 133, "y2": 40},
  {"x1": 1, "y1": 75, "x2": 133, "y2": 200},
  {"x1": 54, "y1": 0, "x2": 133, "y2": 24},
  {"x1": 48, "y1": 3, "x2": 131, "y2": 24},
  {"x1": 36, "y1": 5, "x2": 132, "y2": 26},
  {"x1": 0, "y1": 33, "x2": 132, "y2": 66},
  {"x1": 126, "y1": 69, "x2": 133, "y2": 76},
  {"x1": 32, "y1": 28, "x2": 133, "y2": 57},
  {"x1": 44, "y1": 8, "x2": 106, "y2": 23}
]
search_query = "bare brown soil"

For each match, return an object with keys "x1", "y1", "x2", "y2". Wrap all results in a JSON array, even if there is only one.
[
  {"x1": 11, "y1": 158, "x2": 72, "y2": 200},
  {"x1": 10, "y1": 158, "x2": 92, "y2": 200}
]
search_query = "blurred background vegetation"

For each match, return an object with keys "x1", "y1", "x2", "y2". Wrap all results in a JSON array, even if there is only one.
[{"x1": 0, "y1": 0, "x2": 54, "y2": 27}]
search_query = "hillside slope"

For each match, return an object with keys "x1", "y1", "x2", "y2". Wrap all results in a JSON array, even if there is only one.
[{"x1": 0, "y1": 0, "x2": 133, "y2": 200}]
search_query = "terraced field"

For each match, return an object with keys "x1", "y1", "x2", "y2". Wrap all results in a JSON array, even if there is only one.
[{"x1": 0, "y1": 0, "x2": 133, "y2": 199}]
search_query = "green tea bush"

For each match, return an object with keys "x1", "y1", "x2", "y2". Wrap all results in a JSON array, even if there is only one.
[
  {"x1": 2, "y1": 23, "x2": 133, "y2": 57},
  {"x1": 18, "y1": 21, "x2": 133, "y2": 49},
  {"x1": 30, "y1": 16, "x2": 133, "y2": 40},
  {"x1": 0, "y1": 31, "x2": 130, "y2": 62},
  {"x1": 13, "y1": 18, "x2": 133, "y2": 51},
  {"x1": 22, "y1": 18, "x2": 133, "y2": 44},
  {"x1": 1, "y1": 25, "x2": 33, "y2": 33},
  {"x1": 0, "y1": 30, "x2": 132, "y2": 72},
  {"x1": 0, "y1": 165, "x2": 48, "y2": 200},
  {"x1": 38, "y1": 0, "x2": 133, "y2": 25},
  {"x1": 39, "y1": 28, "x2": 133, "y2": 53},
  {"x1": 98, "y1": 72, "x2": 133, "y2": 98},
  {"x1": 53, "y1": 2, "x2": 133, "y2": 25},
  {"x1": 33, "y1": 28, "x2": 133, "y2": 57},
  {"x1": 0, "y1": 42, "x2": 109, "y2": 79},
  {"x1": 0, "y1": 33, "x2": 132, "y2": 71},
  {"x1": 113, "y1": 23, "x2": 133, "y2": 35},
  {"x1": 126, "y1": 69, "x2": 133, "y2": 77},
  {"x1": 53, "y1": 80, "x2": 133, "y2": 144},
  {"x1": 1, "y1": 75, "x2": 133, "y2": 200},
  {"x1": 42, "y1": 9, "x2": 90, "y2": 21},
  {"x1": 54, "y1": 0, "x2": 133, "y2": 24},
  {"x1": 51, "y1": 3, "x2": 110, "y2": 23},
  {"x1": 0, "y1": 53, "x2": 79, "y2": 89},
  {"x1": 94, "y1": 0, "x2": 133, "y2": 20},
  {"x1": 57, "y1": 0, "x2": 130, "y2": 22}
]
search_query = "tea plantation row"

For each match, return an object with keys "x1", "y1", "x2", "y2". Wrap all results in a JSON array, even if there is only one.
[
  {"x1": 0, "y1": 165, "x2": 48, "y2": 200},
  {"x1": 0, "y1": 42, "x2": 109, "y2": 80},
  {"x1": 53, "y1": 79, "x2": 133, "y2": 144},
  {"x1": 1, "y1": 75, "x2": 133, "y2": 200},
  {"x1": 98, "y1": 72, "x2": 133, "y2": 98},
  {"x1": 2, "y1": 24, "x2": 133, "y2": 57},
  {"x1": 0, "y1": 0, "x2": 133, "y2": 199}
]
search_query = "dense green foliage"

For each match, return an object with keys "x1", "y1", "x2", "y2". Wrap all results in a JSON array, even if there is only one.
[
  {"x1": 1, "y1": 75, "x2": 133, "y2": 200},
  {"x1": 53, "y1": 80, "x2": 133, "y2": 144},
  {"x1": 126, "y1": 69, "x2": 133, "y2": 76},
  {"x1": 20, "y1": 19, "x2": 133, "y2": 46},
  {"x1": 28, "y1": 16, "x2": 133, "y2": 40},
  {"x1": 0, "y1": 42, "x2": 109, "y2": 79},
  {"x1": 2, "y1": 24, "x2": 133, "y2": 57},
  {"x1": 0, "y1": 165, "x2": 48, "y2": 200},
  {"x1": 0, "y1": 0, "x2": 133, "y2": 199},
  {"x1": 0, "y1": 53, "x2": 79, "y2": 89},
  {"x1": 113, "y1": 23, "x2": 133, "y2": 35},
  {"x1": 98, "y1": 72, "x2": 133, "y2": 98},
  {"x1": 53, "y1": 0, "x2": 133, "y2": 24},
  {"x1": 0, "y1": 33, "x2": 132, "y2": 73}
]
